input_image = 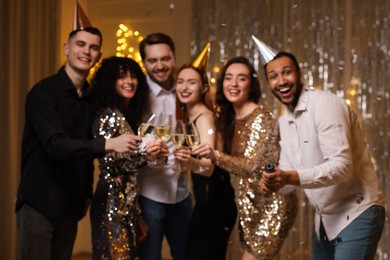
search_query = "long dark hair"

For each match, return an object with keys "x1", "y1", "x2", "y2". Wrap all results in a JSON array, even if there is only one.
[
  {"x1": 175, "y1": 64, "x2": 213, "y2": 123},
  {"x1": 91, "y1": 56, "x2": 150, "y2": 132},
  {"x1": 215, "y1": 56, "x2": 261, "y2": 153}
]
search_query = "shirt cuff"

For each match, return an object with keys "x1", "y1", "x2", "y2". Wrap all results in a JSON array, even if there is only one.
[{"x1": 296, "y1": 168, "x2": 313, "y2": 187}]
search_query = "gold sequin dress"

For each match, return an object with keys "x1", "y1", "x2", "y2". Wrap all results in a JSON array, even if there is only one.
[
  {"x1": 90, "y1": 108, "x2": 147, "y2": 260},
  {"x1": 216, "y1": 107, "x2": 298, "y2": 259}
]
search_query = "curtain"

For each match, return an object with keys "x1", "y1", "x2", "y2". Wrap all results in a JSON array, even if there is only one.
[
  {"x1": 0, "y1": 0, "x2": 59, "y2": 259},
  {"x1": 190, "y1": 0, "x2": 390, "y2": 259}
]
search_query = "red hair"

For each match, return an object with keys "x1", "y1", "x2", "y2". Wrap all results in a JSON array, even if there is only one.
[{"x1": 175, "y1": 64, "x2": 214, "y2": 123}]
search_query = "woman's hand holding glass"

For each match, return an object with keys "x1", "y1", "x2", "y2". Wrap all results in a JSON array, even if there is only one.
[
  {"x1": 148, "y1": 113, "x2": 172, "y2": 166},
  {"x1": 107, "y1": 133, "x2": 142, "y2": 154},
  {"x1": 137, "y1": 113, "x2": 165, "y2": 165},
  {"x1": 185, "y1": 122, "x2": 209, "y2": 173},
  {"x1": 155, "y1": 113, "x2": 172, "y2": 142},
  {"x1": 190, "y1": 143, "x2": 214, "y2": 161},
  {"x1": 172, "y1": 120, "x2": 190, "y2": 172},
  {"x1": 144, "y1": 139, "x2": 168, "y2": 162}
]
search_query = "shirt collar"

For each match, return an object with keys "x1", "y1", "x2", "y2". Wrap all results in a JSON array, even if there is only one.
[
  {"x1": 294, "y1": 87, "x2": 311, "y2": 112},
  {"x1": 285, "y1": 87, "x2": 311, "y2": 121},
  {"x1": 146, "y1": 75, "x2": 175, "y2": 97},
  {"x1": 58, "y1": 67, "x2": 91, "y2": 97}
]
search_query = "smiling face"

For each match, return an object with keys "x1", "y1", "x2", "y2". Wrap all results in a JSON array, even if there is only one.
[
  {"x1": 222, "y1": 63, "x2": 252, "y2": 107},
  {"x1": 142, "y1": 43, "x2": 175, "y2": 90},
  {"x1": 115, "y1": 71, "x2": 138, "y2": 103},
  {"x1": 265, "y1": 56, "x2": 302, "y2": 109},
  {"x1": 176, "y1": 67, "x2": 206, "y2": 106},
  {"x1": 64, "y1": 30, "x2": 102, "y2": 74}
]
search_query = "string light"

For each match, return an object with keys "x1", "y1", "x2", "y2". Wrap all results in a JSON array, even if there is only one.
[{"x1": 115, "y1": 24, "x2": 144, "y2": 70}]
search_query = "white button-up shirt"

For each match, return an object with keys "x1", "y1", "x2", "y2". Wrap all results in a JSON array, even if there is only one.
[
  {"x1": 137, "y1": 75, "x2": 189, "y2": 204},
  {"x1": 278, "y1": 87, "x2": 384, "y2": 240}
]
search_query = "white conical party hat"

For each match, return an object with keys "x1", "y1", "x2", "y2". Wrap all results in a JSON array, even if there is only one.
[{"x1": 252, "y1": 35, "x2": 278, "y2": 65}]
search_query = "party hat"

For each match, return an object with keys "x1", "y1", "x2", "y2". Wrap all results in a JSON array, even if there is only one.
[
  {"x1": 191, "y1": 42, "x2": 211, "y2": 71},
  {"x1": 73, "y1": 1, "x2": 92, "y2": 30},
  {"x1": 251, "y1": 35, "x2": 278, "y2": 66}
]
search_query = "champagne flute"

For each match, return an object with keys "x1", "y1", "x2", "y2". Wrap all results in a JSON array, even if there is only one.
[
  {"x1": 185, "y1": 122, "x2": 208, "y2": 173},
  {"x1": 137, "y1": 113, "x2": 156, "y2": 137},
  {"x1": 155, "y1": 113, "x2": 172, "y2": 142},
  {"x1": 172, "y1": 119, "x2": 186, "y2": 172},
  {"x1": 153, "y1": 113, "x2": 172, "y2": 166},
  {"x1": 137, "y1": 113, "x2": 157, "y2": 165}
]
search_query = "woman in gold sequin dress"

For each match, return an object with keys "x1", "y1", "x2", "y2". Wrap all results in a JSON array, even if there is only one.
[
  {"x1": 199, "y1": 57, "x2": 298, "y2": 260},
  {"x1": 90, "y1": 57, "x2": 165, "y2": 260}
]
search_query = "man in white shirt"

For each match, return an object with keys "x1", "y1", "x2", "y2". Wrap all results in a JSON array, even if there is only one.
[
  {"x1": 259, "y1": 51, "x2": 385, "y2": 259},
  {"x1": 137, "y1": 33, "x2": 192, "y2": 260}
]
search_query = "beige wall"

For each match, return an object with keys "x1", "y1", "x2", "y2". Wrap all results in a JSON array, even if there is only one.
[{"x1": 1, "y1": 1, "x2": 60, "y2": 259}]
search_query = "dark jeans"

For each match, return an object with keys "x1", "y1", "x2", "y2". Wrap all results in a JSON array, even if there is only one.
[
  {"x1": 16, "y1": 204, "x2": 77, "y2": 260},
  {"x1": 312, "y1": 205, "x2": 385, "y2": 260},
  {"x1": 137, "y1": 195, "x2": 192, "y2": 260}
]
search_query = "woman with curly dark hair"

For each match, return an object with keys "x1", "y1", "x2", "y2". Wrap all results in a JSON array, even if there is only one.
[
  {"x1": 200, "y1": 56, "x2": 298, "y2": 260},
  {"x1": 91, "y1": 56, "x2": 151, "y2": 132},
  {"x1": 89, "y1": 56, "x2": 167, "y2": 259}
]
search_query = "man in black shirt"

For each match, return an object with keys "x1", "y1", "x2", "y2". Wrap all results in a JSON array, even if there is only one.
[{"x1": 15, "y1": 26, "x2": 138, "y2": 260}]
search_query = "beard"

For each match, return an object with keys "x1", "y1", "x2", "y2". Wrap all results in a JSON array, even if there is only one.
[{"x1": 271, "y1": 79, "x2": 303, "y2": 111}]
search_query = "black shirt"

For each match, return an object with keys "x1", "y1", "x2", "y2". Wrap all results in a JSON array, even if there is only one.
[{"x1": 16, "y1": 67, "x2": 105, "y2": 220}]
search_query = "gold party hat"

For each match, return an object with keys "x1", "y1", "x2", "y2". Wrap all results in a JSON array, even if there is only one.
[
  {"x1": 191, "y1": 42, "x2": 211, "y2": 71},
  {"x1": 252, "y1": 35, "x2": 278, "y2": 66},
  {"x1": 73, "y1": 1, "x2": 92, "y2": 30}
]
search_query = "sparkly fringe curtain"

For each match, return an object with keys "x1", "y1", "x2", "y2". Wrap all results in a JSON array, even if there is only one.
[{"x1": 190, "y1": 0, "x2": 390, "y2": 259}]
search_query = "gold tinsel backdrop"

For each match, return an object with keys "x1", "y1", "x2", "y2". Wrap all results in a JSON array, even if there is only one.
[{"x1": 189, "y1": 0, "x2": 389, "y2": 259}]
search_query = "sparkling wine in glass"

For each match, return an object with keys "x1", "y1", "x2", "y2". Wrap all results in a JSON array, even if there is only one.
[
  {"x1": 172, "y1": 119, "x2": 187, "y2": 172},
  {"x1": 185, "y1": 133, "x2": 200, "y2": 147},
  {"x1": 155, "y1": 114, "x2": 172, "y2": 142},
  {"x1": 172, "y1": 133, "x2": 185, "y2": 146},
  {"x1": 185, "y1": 122, "x2": 208, "y2": 173},
  {"x1": 152, "y1": 113, "x2": 172, "y2": 166},
  {"x1": 155, "y1": 125, "x2": 172, "y2": 142},
  {"x1": 138, "y1": 113, "x2": 156, "y2": 137},
  {"x1": 137, "y1": 113, "x2": 158, "y2": 166},
  {"x1": 138, "y1": 123, "x2": 155, "y2": 137},
  {"x1": 172, "y1": 120, "x2": 185, "y2": 146}
]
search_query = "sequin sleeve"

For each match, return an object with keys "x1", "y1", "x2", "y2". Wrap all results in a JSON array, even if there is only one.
[
  {"x1": 93, "y1": 108, "x2": 147, "y2": 176},
  {"x1": 216, "y1": 110, "x2": 280, "y2": 178},
  {"x1": 91, "y1": 108, "x2": 145, "y2": 258},
  {"x1": 215, "y1": 108, "x2": 298, "y2": 259}
]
